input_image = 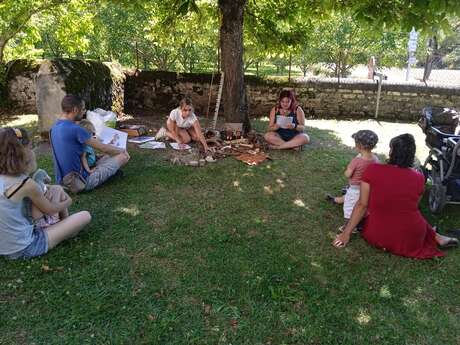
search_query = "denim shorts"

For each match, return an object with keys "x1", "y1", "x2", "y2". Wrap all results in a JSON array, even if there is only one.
[
  {"x1": 276, "y1": 128, "x2": 301, "y2": 142},
  {"x1": 7, "y1": 227, "x2": 49, "y2": 260}
]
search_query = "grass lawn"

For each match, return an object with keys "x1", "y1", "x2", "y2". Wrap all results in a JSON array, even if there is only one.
[{"x1": 1, "y1": 119, "x2": 459, "y2": 345}]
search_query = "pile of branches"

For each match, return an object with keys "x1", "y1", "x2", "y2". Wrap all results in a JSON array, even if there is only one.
[{"x1": 205, "y1": 130, "x2": 271, "y2": 165}]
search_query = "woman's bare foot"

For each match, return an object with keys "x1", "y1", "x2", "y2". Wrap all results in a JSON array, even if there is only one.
[{"x1": 435, "y1": 233, "x2": 459, "y2": 249}]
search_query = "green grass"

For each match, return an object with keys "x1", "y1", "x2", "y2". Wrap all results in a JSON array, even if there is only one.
[{"x1": 1, "y1": 122, "x2": 459, "y2": 345}]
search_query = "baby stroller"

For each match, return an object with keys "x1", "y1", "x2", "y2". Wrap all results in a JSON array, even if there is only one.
[{"x1": 419, "y1": 106, "x2": 460, "y2": 213}]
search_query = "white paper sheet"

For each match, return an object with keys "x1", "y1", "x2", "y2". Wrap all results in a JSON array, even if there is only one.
[
  {"x1": 128, "y1": 136, "x2": 156, "y2": 144},
  {"x1": 139, "y1": 141, "x2": 166, "y2": 149},
  {"x1": 276, "y1": 115, "x2": 293, "y2": 129},
  {"x1": 98, "y1": 127, "x2": 128, "y2": 149},
  {"x1": 170, "y1": 142, "x2": 191, "y2": 150}
]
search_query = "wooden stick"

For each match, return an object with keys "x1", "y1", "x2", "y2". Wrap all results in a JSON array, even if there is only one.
[{"x1": 211, "y1": 72, "x2": 224, "y2": 130}]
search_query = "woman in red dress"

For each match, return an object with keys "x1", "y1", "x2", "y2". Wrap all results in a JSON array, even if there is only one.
[{"x1": 333, "y1": 134, "x2": 458, "y2": 258}]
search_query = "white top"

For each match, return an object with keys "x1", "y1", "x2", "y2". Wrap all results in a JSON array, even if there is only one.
[{"x1": 169, "y1": 108, "x2": 197, "y2": 129}]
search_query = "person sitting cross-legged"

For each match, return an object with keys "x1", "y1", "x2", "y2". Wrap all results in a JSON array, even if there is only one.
[{"x1": 264, "y1": 89, "x2": 310, "y2": 150}]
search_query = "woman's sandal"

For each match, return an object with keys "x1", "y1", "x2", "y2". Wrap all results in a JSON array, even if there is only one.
[
  {"x1": 338, "y1": 225, "x2": 358, "y2": 234},
  {"x1": 439, "y1": 237, "x2": 459, "y2": 250}
]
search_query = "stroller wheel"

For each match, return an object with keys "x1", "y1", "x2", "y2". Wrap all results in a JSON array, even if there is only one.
[{"x1": 429, "y1": 183, "x2": 447, "y2": 213}]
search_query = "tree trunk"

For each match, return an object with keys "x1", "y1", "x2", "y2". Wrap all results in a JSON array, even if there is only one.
[
  {"x1": 0, "y1": 39, "x2": 5, "y2": 64},
  {"x1": 218, "y1": 0, "x2": 250, "y2": 132}
]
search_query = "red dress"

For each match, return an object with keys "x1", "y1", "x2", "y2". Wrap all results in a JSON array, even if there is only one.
[{"x1": 361, "y1": 164, "x2": 443, "y2": 259}]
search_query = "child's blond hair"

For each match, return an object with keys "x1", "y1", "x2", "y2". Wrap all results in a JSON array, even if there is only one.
[{"x1": 79, "y1": 119, "x2": 96, "y2": 135}]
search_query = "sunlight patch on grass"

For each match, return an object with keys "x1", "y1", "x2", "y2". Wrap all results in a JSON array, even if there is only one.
[
  {"x1": 402, "y1": 296, "x2": 419, "y2": 309},
  {"x1": 379, "y1": 285, "x2": 392, "y2": 299},
  {"x1": 232, "y1": 180, "x2": 243, "y2": 192},
  {"x1": 293, "y1": 199, "x2": 311, "y2": 211},
  {"x1": 264, "y1": 185, "x2": 274, "y2": 195},
  {"x1": 310, "y1": 261, "x2": 322, "y2": 269},
  {"x1": 276, "y1": 179, "x2": 285, "y2": 188},
  {"x1": 356, "y1": 309, "x2": 372, "y2": 325},
  {"x1": 116, "y1": 206, "x2": 141, "y2": 217},
  {"x1": 1, "y1": 114, "x2": 38, "y2": 127},
  {"x1": 293, "y1": 199, "x2": 305, "y2": 207},
  {"x1": 414, "y1": 286, "x2": 423, "y2": 295}
]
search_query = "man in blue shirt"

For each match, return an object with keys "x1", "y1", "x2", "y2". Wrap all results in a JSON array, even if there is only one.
[{"x1": 50, "y1": 94, "x2": 130, "y2": 191}]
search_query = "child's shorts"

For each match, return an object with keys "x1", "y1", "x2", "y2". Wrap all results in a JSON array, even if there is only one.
[
  {"x1": 343, "y1": 185, "x2": 360, "y2": 219},
  {"x1": 6, "y1": 227, "x2": 49, "y2": 260},
  {"x1": 34, "y1": 214, "x2": 60, "y2": 228}
]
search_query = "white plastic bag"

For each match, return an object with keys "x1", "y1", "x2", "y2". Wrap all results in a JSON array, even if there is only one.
[
  {"x1": 94, "y1": 108, "x2": 117, "y2": 128},
  {"x1": 86, "y1": 110, "x2": 105, "y2": 136}
]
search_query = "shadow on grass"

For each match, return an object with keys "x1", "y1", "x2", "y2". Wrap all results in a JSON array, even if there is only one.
[{"x1": 0, "y1": 119, "x2": 459, "y2": 344}]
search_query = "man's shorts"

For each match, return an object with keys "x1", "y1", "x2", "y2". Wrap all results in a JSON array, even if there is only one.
[
  {"x1": 7, "y1": 227, "x2": 48, "y2": 260},
  {"x1": 85, "y1": 155, "x2": 121, "y2": 191}
]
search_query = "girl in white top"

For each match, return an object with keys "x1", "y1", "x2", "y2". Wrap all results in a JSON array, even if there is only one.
[{"x1": 156, "y1": 98, "x2": 209, "y2": 151}]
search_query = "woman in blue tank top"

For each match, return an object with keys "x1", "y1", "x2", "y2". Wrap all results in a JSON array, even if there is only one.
[
  {"x1": 0, "y1": 128, "x2": 91, "y2": 259},
  {"x1": 264, "y1": 90, "x2": 310, "y2": 150}
]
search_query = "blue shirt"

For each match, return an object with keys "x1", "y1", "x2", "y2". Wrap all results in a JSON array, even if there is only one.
[{"x1": 50, "y1": 119, "x2": 91, "y2": 184}]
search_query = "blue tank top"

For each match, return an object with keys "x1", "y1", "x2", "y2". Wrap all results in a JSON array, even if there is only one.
[{"x1": 0, "y1": 175, "x2": 34, "y2": 255}]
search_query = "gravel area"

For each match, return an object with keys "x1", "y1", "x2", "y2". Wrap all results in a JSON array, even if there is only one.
[{"x1": 305, "y1": 118, "x2": 429, "y2": 162}]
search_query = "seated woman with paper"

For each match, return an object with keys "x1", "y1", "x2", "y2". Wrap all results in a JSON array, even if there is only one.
[
  {"x1": 264, "y1": 90, "x2": 310, "y2": 150},
  {"x1": 155, "y1": 98, "x2": 209, "y2": 152}
]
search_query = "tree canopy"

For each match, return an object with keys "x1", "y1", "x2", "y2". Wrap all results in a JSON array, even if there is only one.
[{"x1": 1, "y1": 0, "x2": 459, "y2": 69}]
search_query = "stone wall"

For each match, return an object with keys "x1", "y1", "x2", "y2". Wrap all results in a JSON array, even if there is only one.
[
  {"x1": 125, "y1": 71, "x2": 460, "y2": 121},
  {"x1": 124, "y1": 71, "x2": 220, "y2": 116},
  {"x1": 6, "y1": 60, "x2": 40, "y2": 113},
  {"x1": 6, "y1": 59, "x2": 125, "y2": 133},
  {"x1": 6, "y1": 62, "x2": 460, "y2": 126}
]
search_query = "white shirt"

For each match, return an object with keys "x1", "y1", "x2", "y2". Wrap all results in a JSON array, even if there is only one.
[{"x1": 169, "y1": 108, "x2": 197, "y2": 129}]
